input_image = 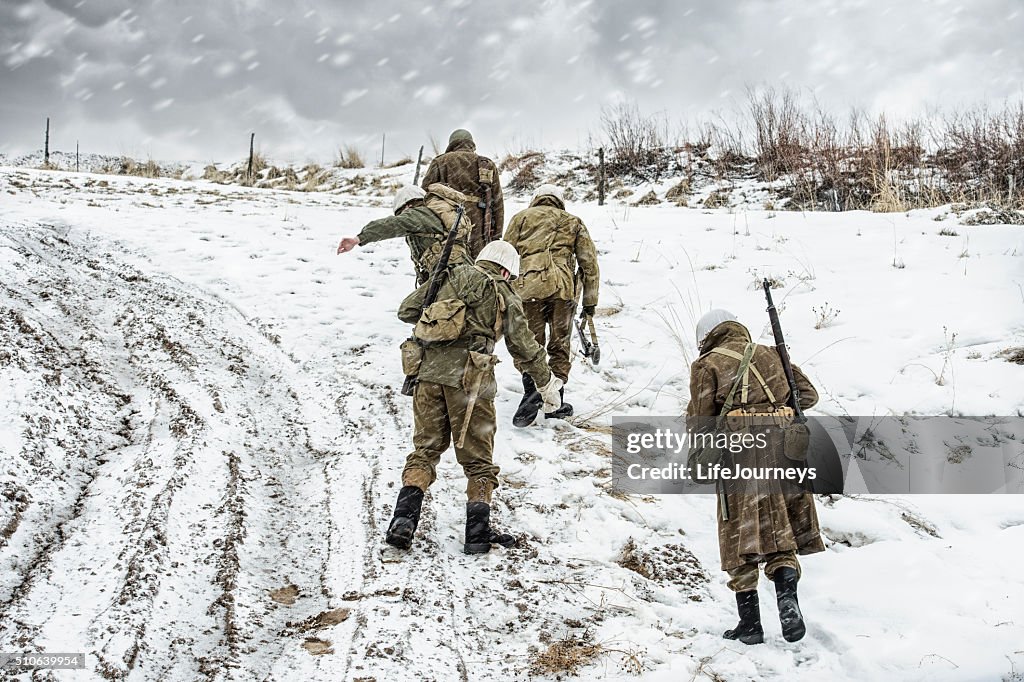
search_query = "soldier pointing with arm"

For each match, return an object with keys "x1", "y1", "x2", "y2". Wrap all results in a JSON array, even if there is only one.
[
  {"x1": 337, "y1": 183, "x2": 474, "y2": 286},
  {"x1": 386, "y1": 240, "x2": 562, "y2": 554}
]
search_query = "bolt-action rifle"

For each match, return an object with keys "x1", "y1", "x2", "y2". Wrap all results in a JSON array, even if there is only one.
[{"x1": 400, "y1": 206, "x2": 465, "y2": 396}]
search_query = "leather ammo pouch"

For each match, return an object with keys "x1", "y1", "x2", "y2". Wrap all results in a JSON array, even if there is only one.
[
  {"x1": 400, "y1": 338, "x2": 423, "y2": 376},
  {"x1": 725, "y1": 404, "x2": 809, "y2": 461},
  {"x1": 414, "y1": 299, "x2": 466, "y2": 343},
  {"x1": 782, "y1": 420, "x2": 810, "y2": 462}
]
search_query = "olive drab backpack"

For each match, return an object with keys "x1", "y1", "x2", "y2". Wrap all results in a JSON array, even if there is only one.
[{"x1": 414, "y1": 188, "x2": 474, "y2": 283}]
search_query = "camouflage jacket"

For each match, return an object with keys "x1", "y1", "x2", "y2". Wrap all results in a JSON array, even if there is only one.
[
  {"x1": 398, "y1": 262, "x2": 552, "y2": 391},
  {"x1": 504, "y1": 195, "x2": 600, "y2": 306},
  {"x1": 420, "y1": 138, "x2": 504, "y2": 255},
  {"x1": 357, "y1": 201, "x2": 473, "y2": 285}
]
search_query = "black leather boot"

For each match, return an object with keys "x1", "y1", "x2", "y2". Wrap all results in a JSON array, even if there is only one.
[
  {"x1": 773, "y1": 567, "x2": 806, "y2": 642},
  {"x1": 385, "y1": 486, "x2": 424, "y2": 550},
  {"x1": 513, "y1": 374, "x2": 543, "y2": 427},
  {"x1": 544, "y1": 387, "x2": 574, "y2": 419},
  {"x1": 723, "y1": 590, "x2": 764, "y2": 645},
  {"x1": 464, "y1": 502, "x2": 516, "y2": 554}
]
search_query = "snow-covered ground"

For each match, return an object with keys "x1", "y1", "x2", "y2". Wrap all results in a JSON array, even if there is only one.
[{"x1": 1, "y1": 164, "x2": 1023, "y2": 681}]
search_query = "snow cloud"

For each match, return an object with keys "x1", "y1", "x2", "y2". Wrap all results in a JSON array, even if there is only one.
[{"x1": 0, "y1": 0, "x2": 1021, "y2": 161}]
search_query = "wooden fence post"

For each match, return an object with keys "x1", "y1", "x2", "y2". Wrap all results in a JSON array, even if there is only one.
[
  {"x1": 247, "y1": 132, "x2": 255, "y2": 180},
  {"x1": 598, "y1": 147, "x2": 606, "y2": 206},
  {"x1": 45, "y1": 117, "x2": 50, "y2": 167}
]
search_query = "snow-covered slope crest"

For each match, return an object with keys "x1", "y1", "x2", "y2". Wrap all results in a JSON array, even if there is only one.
[{"x1": 0, "y1": 166, "x2": 1023, "y2": 681}]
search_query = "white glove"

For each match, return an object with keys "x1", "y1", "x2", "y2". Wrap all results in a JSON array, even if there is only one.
[{"x1": 538, "y1": 376, "x2": 564, "y2": 414}]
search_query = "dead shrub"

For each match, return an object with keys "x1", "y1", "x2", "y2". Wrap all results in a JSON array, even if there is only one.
[
  {"x1": 633, "y1": 190, "x2": 660, "y2": 206},
  {"x1": 504, "y1": 151, "x2": 545, "y2": 193},
  {"x1": 529, "y1": 632, "x2": 604, "y2": 677},
  {"x1": 617, "y1": 538, "x2": 709, "y2": 597},
  {"x1": 302, "y1": 163, "x2": 326, "y2": 191},
  {"x1": 998, "y1": 347, "x2": 1024, "y2": 364},
  {"x1": 601, "y1": 101, "x2": 677, "y2": 180},
  {"x1": 334, "y1": 145, "x2": 365, "y2": 169}
]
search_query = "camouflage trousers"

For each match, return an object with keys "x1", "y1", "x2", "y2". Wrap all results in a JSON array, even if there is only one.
[
  {"x1": 522, "y1": 297, "x2": 574, "y2": 384},
  {"x1": 401, "y1": 380, "x2": 499, "y2": 502},
  {"x1": 726, "y1": 551, "x2": 800, "y2": 592}
]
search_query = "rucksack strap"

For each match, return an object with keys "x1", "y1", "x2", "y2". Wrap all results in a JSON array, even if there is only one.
[
  {"x1": 709, "y1": 345, "x2": 778, "y2": 406},
  {"x1": 473, "y1": 265, "x2": 506, "y2": 340}
]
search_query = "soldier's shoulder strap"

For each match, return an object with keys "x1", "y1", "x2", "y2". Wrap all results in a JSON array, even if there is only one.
[
  {"x1": 471, "y1": 265, "x2": 506, "y2": 337},
  {"x1": 709, "y1": 345, "x2": 778, "y2": 407}
]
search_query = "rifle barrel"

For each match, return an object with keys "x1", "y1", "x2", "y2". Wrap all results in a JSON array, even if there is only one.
[{"x1": 762, "y1": 279, "x2": 805, "y2": 422}]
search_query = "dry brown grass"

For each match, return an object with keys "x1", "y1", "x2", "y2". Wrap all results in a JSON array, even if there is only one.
[
  {"x1": 302, "y1": 163, "x2": 326, "y2": 191},
  {"x1": 998, "y1": 347, "x2": 1024, "y2": 365},
  {"x1": 103, "y1": 156, "x2": 162, "y2": 178},
  {"x1": 529, "y1": 632, "x2": 605, "y2": 676},
  {"x1": 502, "y1": 150, "x2": 546, "y2": 193},
  {"x1": 334, "y1": 145, "x2": 364, "y2": 169},
  {"x1": 599, "y1": 90, "x2": 1023, "y2": 212}
]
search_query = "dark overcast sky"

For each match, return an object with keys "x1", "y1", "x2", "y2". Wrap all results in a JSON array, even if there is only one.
[{"x1": 1, "y1": 0, "x2": 1022, "y2": 163}]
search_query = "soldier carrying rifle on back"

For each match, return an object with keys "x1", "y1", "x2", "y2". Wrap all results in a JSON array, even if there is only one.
[
  {"x1": 420, "y1": 129, "x2": 504, "y2": 258},
  {"x1": 687, "y1": 290, "x2": 823, "y2": 645}
]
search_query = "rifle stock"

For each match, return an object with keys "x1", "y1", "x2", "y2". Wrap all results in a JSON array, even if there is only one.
[
  {"x1": 478, "y1": 159, "x2": 494, "y2": 244},
  {"x1": 762, "y1": 279, "x2": 805, "y2": 423},
  {"x1": 400, "y1": 206, "x2": 465, "y2": 396}
]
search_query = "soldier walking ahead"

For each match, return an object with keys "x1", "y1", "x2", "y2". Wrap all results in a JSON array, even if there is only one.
[
  {"x1": 420, "y1": 129, "x2": 503, "y2": 258},
  {"x1": 387, "y1": 241, "x2": 562, "y2": 554},
  {"x1": 504, "y1": 184, "x2": 599, "y2": 425},
  {"x1": 687, "y1": 309, "x2": 823, "y2": 644},
  {"x1": 336, "y1": 183, "x2": 474, "y2": 286}
]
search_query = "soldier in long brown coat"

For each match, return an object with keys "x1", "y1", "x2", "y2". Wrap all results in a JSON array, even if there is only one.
[
  {"x1": 687, "y1": 309, "x2": 824, "y2": 644},
  {"x1": 420, "y1": 129, "x2": 503, "y2": 258}
]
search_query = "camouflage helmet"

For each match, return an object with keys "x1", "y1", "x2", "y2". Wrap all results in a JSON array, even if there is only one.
[
  {"x1": 695, "y1": 309, "x2": 738, "y2": 348},
  {"x1": 392, "y1": 185, "x2": 426, "y2": 214}
]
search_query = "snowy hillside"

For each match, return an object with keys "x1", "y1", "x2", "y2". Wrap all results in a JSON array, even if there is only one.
[{"x1": 1, "y1": 163, "x2": 1023, "y2": 681}]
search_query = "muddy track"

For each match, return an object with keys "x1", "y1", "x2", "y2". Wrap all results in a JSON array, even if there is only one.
[
  {"x1": 0, "y1": 218, "x2": 670, "y2": 682},
  {"x1": 0, "y1": 224, "x2": 359, "y2": 681}
]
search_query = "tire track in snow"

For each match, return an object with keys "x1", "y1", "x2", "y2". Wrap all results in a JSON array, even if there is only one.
[{"x1": 0, "y1": 224, "x2": 359, "y2": 681}]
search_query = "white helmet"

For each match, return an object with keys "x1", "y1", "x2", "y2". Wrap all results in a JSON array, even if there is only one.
[
  {"x1": 695, "y1": 309, "x2": 738, "y2": 348},
  {"x1": 476, "y1": 240, "x2": 521, "y2": 280},
  {"x1": 532, "y1": 183, "x2": 564, "y2": 203},
  {"x1": 392, "y1": 185, "x2": 426, "y2": 214}
]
